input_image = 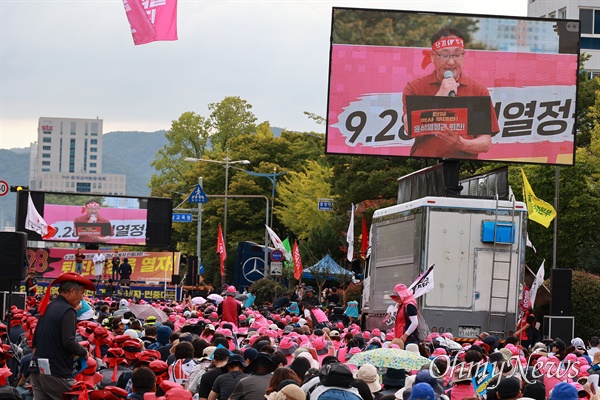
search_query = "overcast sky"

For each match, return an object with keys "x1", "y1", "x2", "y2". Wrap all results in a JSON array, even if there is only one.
[{"x1": 0, "y1": 0, "x2": 528, "y2": 150}]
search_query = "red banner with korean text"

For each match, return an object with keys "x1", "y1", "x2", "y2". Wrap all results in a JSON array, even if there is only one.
[{"x1": 26, "y1": 248, "x2": 180, "y2": 282}]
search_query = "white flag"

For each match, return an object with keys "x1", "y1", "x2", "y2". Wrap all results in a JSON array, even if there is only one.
[
  {"x1": 265, "y1": 225, "x2": 291, "y2": 261},
  {"x1": 529, "y1": 260, "x2": 545, "y2": 308},
  {"x1": 526, "y1": 232, "x2": 537, "y2": 253},
  {"x1": 346, "y1": 204, "x2": 355, "y2": 262},
  {"x1": 26, "y1": 193, "x2": 55, "y2": 239},
  {"x1": 408, "y1": 264, "x2": 435, "y2": 299}
]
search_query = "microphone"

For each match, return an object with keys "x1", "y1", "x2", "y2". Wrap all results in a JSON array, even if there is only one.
[{"x1": 444, "y1": 70, "x2": 456, "y2": 97}]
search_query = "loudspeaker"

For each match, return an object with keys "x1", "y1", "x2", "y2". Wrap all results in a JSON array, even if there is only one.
[
  {"x1": 171, "y1": 274, "x2": 181, "y2": 285},
  {"x1": 0, "y1": 232, "x2": 28, "y2": 282},
  {"x1": 543, "y1": 315, "x2": 574, "y2": 343},
  {"x1": 185, "y1": 256, "x2": 198, "y2": 286},
  {"x1": 551, "y1": 268, "x2": 572, "y2": 316}
]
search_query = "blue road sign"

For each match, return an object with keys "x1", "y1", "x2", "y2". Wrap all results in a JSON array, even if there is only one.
[
  {"x1": 172, "y1": 213, "x2": 193, "y2": 222},
  {"x1": 189, "y1": 185, "x2": 208, "y2": 204},
  {"x1": 318, "y1": 198, "x2": 334, "y2": 211}
]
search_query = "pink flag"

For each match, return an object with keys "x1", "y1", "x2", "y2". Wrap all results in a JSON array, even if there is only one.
[
  {"x1": 292, "y1": 241, "x2": 303, "y2": 280},
  {"x1": 122, "y1": 0, "x2": 178, "y2": 46},
  {"x1": 216, "y1": 223, "x2": 226, "y2": 276}
]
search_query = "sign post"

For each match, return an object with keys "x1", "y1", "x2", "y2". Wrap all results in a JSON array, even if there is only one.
[{"x1": 0, "y1": 181, "x2": 8, "y2": 197}]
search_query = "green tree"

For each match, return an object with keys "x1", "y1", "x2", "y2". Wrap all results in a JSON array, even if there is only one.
[
  {"x1": 208, "y1": 96, "x2": 257, "y2": 151},
  {"x1": 275, "y1": 160, "x2": 336, "y2": 240}
]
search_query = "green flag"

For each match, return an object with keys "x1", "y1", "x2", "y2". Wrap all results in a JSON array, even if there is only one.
[{"x1": 282, "y1": 238, "x2": 293, "y2": 267}]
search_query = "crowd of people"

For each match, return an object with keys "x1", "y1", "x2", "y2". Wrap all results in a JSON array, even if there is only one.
[{"x1": 1, "y1": 272, "x2": 599, "y2": 400}]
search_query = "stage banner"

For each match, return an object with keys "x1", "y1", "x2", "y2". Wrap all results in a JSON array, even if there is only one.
[
  {"x1": 23, "y1": 281, "x2": 181, "y2": 301},
  {"x1": 26, "y1": 248, "x2": 180, "y2": 283}
]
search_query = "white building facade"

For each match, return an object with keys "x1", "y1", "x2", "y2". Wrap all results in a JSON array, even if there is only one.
[
  {"x1": 29, "y1": 117, "x2": 126, "y2": 195},
  {"x1": 528, "y1": 0, "x2": 600, "y2": 78}
]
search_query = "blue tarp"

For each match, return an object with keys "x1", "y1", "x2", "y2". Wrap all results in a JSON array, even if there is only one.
[{"x1": 301, "y1": 254, "x2": 353, "y2": 281}]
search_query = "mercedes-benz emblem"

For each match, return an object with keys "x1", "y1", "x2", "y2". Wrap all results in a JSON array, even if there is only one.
[{"x1": 242, "y1": 257, "x2": 265, "y2": 282}]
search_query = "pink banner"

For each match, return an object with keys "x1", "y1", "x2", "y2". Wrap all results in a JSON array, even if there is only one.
[
  {"x1": 122, "y1": 0, "x2": 178, "y2": 45},
  {"x1": 327, "y1": 45, "x2": 578, "y2": 165},
  {"x1": 27, "y1": 248, "x2": 180, "y2": 282}
]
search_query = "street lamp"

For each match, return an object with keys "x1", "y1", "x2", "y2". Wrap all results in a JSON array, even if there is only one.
[
  {"x1": 185, "y1": 149, "x2": 250, "y2": 285},
  {"x1": 232, "y1": 167, "x2": 286, "y2": 226}
]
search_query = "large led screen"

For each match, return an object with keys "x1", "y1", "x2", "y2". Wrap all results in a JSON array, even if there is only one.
[
  {"x1": 17, "y1": 191, "x2": 173, "y2": 247},
  {"x1": 326, "y1": 7, "x2": 580, "y2": 165}
]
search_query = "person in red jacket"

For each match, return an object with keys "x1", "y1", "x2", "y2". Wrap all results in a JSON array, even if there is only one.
[
  {"x1": 390, "y1": 283, "x2": 419, "y2": 345},
  {"x1": 218, "y1": 286, "x2": 242, "y2": 327}
]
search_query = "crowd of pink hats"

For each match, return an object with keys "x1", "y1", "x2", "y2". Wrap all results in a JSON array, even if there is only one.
[{"x1": 6, "y1": 287, "x2": 600, "y2": 400}]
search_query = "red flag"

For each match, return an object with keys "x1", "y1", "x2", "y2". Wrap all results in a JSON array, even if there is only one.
[
  {"x1": 216, "y1": 223, "x2": 226, "y2": 276},
  {"x1": 292, "y1": 241, "x2": 303, "y2": 280},
  {"x1": 361, "y1": 215, "x2": 369, "y2": 259}
]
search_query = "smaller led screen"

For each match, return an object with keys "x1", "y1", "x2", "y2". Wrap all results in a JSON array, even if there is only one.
[{"x1": 16, "y1": 191, "x2": 172, "y2": 247}]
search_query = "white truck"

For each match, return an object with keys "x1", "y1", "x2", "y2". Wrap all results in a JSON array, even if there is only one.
[{"x1": 363, "y1": 195, "x2": 528, "y2": 339}]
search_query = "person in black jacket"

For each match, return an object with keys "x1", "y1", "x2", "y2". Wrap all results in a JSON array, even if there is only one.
[
  {"x1": 118, "y1": 258, "x2": 133, "y2": 297},
  {"x1": 30, "y1": 273, "x2": 95, "y2": 400}
]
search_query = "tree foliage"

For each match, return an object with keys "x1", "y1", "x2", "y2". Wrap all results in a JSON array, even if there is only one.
[
  {"x1": 208, "y1": 96, "x2": 257, "y2": 151},
  {"x1": 332, "y1": 9, "x2": 483, "y2": 48}
]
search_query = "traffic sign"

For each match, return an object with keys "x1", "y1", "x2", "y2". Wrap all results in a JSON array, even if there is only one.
[
  {"x1": 318, "y1": 198, "x2": 334, "y2": 211},
  {"x1": 270, "y1": 262, "x2": 283, "y2": 276},
  {"x1": 270, "y1": 249, "x2": 284, "y2": 262},
  {"x1": 0, "y1": 181, "x2": 8, "y2": 197},
  {"x1": 189, "y1": 185, "x2": 207, "y2": 204},
  {"x1": 172, "y1": 213, "x2": 193, "y2": 223}
]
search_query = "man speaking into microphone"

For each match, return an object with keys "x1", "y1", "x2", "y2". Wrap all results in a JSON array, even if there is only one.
[{"x1": 402, "y1": 27, "x2": 499, "y2": 159}]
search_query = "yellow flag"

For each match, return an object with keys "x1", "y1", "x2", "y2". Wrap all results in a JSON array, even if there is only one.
[{"x1": 521, "y1": 169, "x2": 557, "y2": 228}]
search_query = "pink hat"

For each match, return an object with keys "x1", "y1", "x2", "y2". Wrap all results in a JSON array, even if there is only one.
[
  {"x1": 389, "y1": 344, "x2": 400, "y2": 349},
  {"x1": 312, "y1": 337, "x2": 327, "y2": 351},
  {"x1": 442, "y1": 333, "x2": 453, "y2": 339},
  {"x1": 564, "y1": 353, "x2": 577, "y2": 362},
  {"x1": 227, "y1": 286, "x2": 236, "y2": 293},
  {"x1": 279, "y1": 337, "x2": 298, "y2": 355},
  {"x1": 385, "y1": 332, "x2": 394, "y2": 341},
  {"x1": 239, "y1": 315, "x2": 247, "y2": 321},
  {"x1": 347, "y1": 347, "x2": 361, "y2": 357},
  {"x1": 273, "y1": 315, "x2": 281, "y2": 321},
  {"x1": 432, "y1": 348, "x2": 447, "y2": 357},
  {"x1": 578, "y1": 365, "x2": 591, "y2": 377},
  {"x1": 168, "y1": 315, "x2": 177, "y2": 323},
  {"x1": 210, "y1": 312, "x2": 219, "y2": 319},
  {"x1": 351, "y1": 329, "x2": 360, "y2": 336},
  {"x1": 430, "y1": 332, "x2": 440, "y2": 339},
  {"x1": 362, "y1": 331, "x2": 371, "y2": 339}
]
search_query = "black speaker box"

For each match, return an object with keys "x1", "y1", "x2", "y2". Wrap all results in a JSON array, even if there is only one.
[
  {"x1": 171, "y1": 274, "x2": 181, "y2": 285},
  {"x1": 185, "y1": 256, "x2": 198, "y2": 286},
  {"x1": 0, "y1": 292, "x2": 26, "y2": 320},
  {"x1": 0, "y1": 231, "x2": 28, "y2": 282},
  {"x1": 551, "y1": 268, "x2": 572, "y2": 316}
]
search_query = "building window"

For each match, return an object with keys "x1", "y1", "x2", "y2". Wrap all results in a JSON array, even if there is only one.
[
  {"x1": 580, "y1": 8, "x2": 600, "y2": 35},
  {"x1": 42, "y1": 161, "x2": 51, "y2": 166},
  {"x1": 90, "y1": 163, "x2": 97, "y2": 167},
  {"x1": 90, "y1": 148, "x2": 97, "y2": 152},
  {"x1": 43, "y1": 137, "x2": 51, "y2": 143},
  {"x1": 70, "y1": 121, "x2": 76, "y2": 134},
  {"x1": 559, "y1": 8, "x2": 567, "y2": 19},
  {"x1": 42, "y1": 153, "x2": 51, "y2": 158},
  {"x1": 42, "y1": 168, "x2": 50, "y2": 172},
  {"x1": 42, "y1": 146, "x2": 51, "y2": 151},
  {"x1": 90, "y1": 155, "x2": 97, "y2": 160},
  {"x1": 90, "y1": 139, "x2": 98, "y2": 145},
  {"x1": 76, "y1": 182, "x2": 91, "y2": 193},
  {"x1": 90, "y1": 170, "x2": 97, "y2": 174}
]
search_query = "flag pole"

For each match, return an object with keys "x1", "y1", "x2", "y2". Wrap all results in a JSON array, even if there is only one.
[{"x1": 552, "y1": 166, "x2": 559, "y2": 269}]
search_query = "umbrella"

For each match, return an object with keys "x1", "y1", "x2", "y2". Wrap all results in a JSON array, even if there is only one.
[
  {"x1": 128, "y1": 304, "x2": 168, "y2": 323},
  {"x1": 435, "y1": 337, "x2": 463, "y2": 351},
  {"x1": 234, "y1": 293, "x2": 248, "y2": 301},
  {"x1": 191, "y1": 296, "x2": 206, "y2": 305},
  {"x1": 346, "y1": 348, "x2": 429, "y2": 370},
  {"x1": 207, "y1": 294, "x2": 223, "y2": 303}
]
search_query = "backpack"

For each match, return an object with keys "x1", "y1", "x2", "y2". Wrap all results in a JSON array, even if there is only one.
[{"x1": 416, "y1": 311, "x2": 430, "y2": 342}]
